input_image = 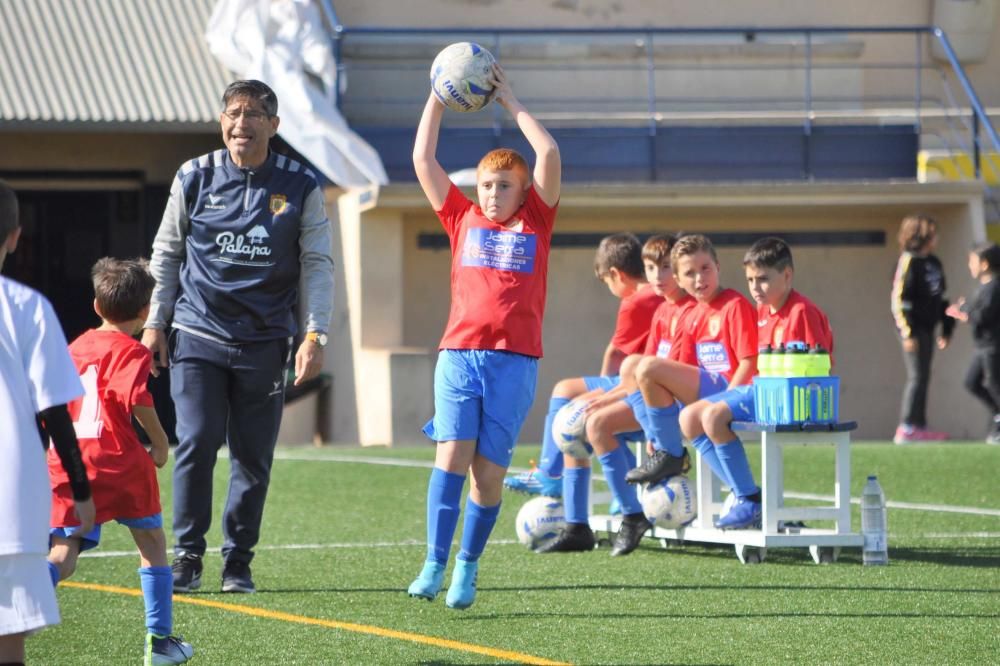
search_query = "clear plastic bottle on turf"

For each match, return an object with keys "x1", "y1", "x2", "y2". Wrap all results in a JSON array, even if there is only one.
[{"x1": 861, "y1": 475, "x2": 889, "y2": 565}]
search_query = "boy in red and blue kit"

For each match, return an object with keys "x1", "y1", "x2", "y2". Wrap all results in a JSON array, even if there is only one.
[
  {"x1": 680, "y1": 237, "x2": 834, "y2": 529},
  {"x1": 628, "y1": 234, "x2": 758, "y2": 544},
  {"x1": 47, "y1": 258, "x2": 192, "y2": 665},
  {"x1": 407, "y1": 64, "x2": 561, "y2": 610},
  {"x1": 504, "y1": 232, "x2": 661, "y2": 498}
]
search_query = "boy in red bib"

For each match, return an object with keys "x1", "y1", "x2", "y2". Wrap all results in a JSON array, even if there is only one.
[
  {"x1": 680, "y1": 237, "x2": 834, "y2": 529},
  {"x1": 407, "y1": 64, "x2": 561, "y2": 610},
  {"x1": 47, "y1": 258, "x2": 192, "y2": 665}
]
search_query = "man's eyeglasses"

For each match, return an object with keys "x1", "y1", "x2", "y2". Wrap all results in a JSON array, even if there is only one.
[{"x1": 223, "y1": 109, "x2": 270, "y2": 122}]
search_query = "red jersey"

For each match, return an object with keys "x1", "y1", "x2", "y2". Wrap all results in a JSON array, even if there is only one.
[
  {"x1": 680, "y1": 288, "x2": 758, "y2": 383},
  {"x1": 758, "y1": 289, "x2": 835, "y2": 364},
  {"x1": 611, "y1": 284, "x2": 664, "y2": 355},
  {"x1": 643, "y1": 294, "x2": 696, "y2": 362},
  {"x1": 436, "y1": 183, "x2": 557, "y2": 357},
  {"x1": 48, "y1": 329, "x2": 161, "y2": 526}
]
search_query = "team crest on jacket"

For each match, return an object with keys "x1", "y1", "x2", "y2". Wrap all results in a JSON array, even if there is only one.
[
  {"x1": 269, "y1": 194, "x2": 287, "y2": 214},
  {"x1": 708, "y1": 315, "x2": 721, "y2": 337}
]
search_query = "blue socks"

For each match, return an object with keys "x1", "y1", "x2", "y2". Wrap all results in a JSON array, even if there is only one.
[
  {"x1": 47, "y1": 561, "x2": 60, "y2": 587},
  {"x1": 139, "y1": 565, "x2": 173, "y2": 636},
  {"x1": 597, "y1": 448, "x2": 642, "y2": 515},
  {"x1": 624, "y1": 390, "x2": 651, "y2": 436},
  {"x1": 645, "y1": 404, "x2": 685, "y2": 457},
  {"x1": 563, "y1": 467, "x2": 591, "y2": 524},
  {"x1": 615, "y1": 434, "x2": 638, "y2": 469},
  {"x1": 691, "y1": 434, "x2": 733, "y2": 488},
  {"x1": 426, "y1": 468, "x2": 466, "y2": 565},
  {"x1": 457, "y1": 500, "x2": 500, "y2": 563},
  {"x1": 538, "y1": 397, "x2": 570, "y2": 478},
  {"x1": 715, "y1": 438, "x2": 759, "y2": 498}
]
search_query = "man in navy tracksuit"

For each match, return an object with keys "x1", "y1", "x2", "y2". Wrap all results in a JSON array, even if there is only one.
[{"x1": 142, "y1": 80, "x2": 334, "y2": 594}]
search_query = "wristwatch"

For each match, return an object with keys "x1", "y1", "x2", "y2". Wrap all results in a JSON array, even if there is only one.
[{"x1": 305, "y1": 331, "x2": 328, "y2": 347}]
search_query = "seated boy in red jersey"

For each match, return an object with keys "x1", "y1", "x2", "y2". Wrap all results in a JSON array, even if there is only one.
[
  {"x1": 504, "y1": 232, "x2": 662, "y2": 497},
  {"x1": 47, "y1": 258, "x2": 193, "y2": 665},
  {"x1": 537, "y1": 233, "x2": 696, "y2": 554},
  {"x1": 628, "y1": 234, "x2": 758, "y2": 545},
  {"x1": 680, "y1": 237, "x2": 834, "y2": 529},
  {"x1": 407, "y1": 64, "x2": 561, "y2": 610}
]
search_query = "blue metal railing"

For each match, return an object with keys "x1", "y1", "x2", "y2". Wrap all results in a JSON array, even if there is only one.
[{"x1": 319, "y1": 22, "x2": 1000, "y2": 193}]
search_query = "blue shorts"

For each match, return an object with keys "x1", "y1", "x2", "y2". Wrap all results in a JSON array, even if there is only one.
[
  {"x1": 583, "y1": 375, "x2": 620, "y2": 392},
  {"x1": 50, "y1": 514, "x2": 163, "y2": 553},
  {"x1": 423, "y1": 349, "x2": 538, "y2": 468},
  {"x1": 702, "y1": 384, "x2": 756, "y2": 422},
  {"x1": 697, "y1": 369, "x2": 730, "y2": 401}
]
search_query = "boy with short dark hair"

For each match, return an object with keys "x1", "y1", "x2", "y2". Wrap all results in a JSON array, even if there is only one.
[
  {"x1": 407, "y1": 64, "x2": 560, "y2": 610},
  {"x1": 679, "y1": 237, "x2": 834, "y2": 529},
  {"x1": 504, "y1": 232, "x2": 659, "y2": 497},
  {"x1": 627, "y1": 234, "x2": 758, "y2": 547},
  {"x1": 47, "y1": 257, "x2": 193, "y2": 665},
  {"x1": 0, "y1": 180, "x2": 94, "y2": 666},
  {"x1": 538, "y1": 233, "x2": 695, "y2": 555}
]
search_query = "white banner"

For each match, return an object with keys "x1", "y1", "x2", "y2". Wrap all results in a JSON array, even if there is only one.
[{"x1": 205, "y1": 0, "x2": 389, "y2": 187}]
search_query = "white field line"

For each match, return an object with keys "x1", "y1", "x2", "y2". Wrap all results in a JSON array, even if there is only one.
[
  {"x1": 82, "y1": 539, "x2": 521, "y2": 559},
  {"x1": 272, "y1": 451, "x2": 1000, "y2": 518}
]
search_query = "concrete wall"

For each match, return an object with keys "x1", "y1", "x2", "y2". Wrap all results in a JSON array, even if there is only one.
[{"x1": 335, "y1": 180, "x2": 987, "y2": 444}]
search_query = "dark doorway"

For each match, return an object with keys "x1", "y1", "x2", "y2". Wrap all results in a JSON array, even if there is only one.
[{"x1": 2, "y1": 184, "x2": 177, "y2": 441}]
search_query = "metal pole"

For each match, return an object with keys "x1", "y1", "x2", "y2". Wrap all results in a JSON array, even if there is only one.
[
  {"x1": 914, "y1": 32, "x2": 922, "y2": 132},
  {"x1": 645, "y1": 31, "x2": 658, "y2": 182},
  {"x1": 803, "y1": 31, "x2": 813, "y2": 180},
  {"x1": 973, "y1": 112, "x2": 982, "y2": 179}
]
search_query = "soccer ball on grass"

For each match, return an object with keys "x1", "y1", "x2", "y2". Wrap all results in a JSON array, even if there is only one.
[{"x1": 515, "y1": 497, "x2": 566, "y2": 550}]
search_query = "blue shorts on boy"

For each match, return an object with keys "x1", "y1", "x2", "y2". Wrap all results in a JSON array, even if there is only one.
[
  {"x1": 423, "y1": 349, "x2": 538, "y2": 468},
  {"x1": 50, "y1": 514, "x2": 163, "y2": 552},
  {"x1": 701, "y1": 383, "x2": 755, "y2": 421}
]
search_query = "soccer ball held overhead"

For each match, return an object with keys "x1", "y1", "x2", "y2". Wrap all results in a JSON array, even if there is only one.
[{"x1": 430, "y1": 42, "x2": 496, "y2": 112}]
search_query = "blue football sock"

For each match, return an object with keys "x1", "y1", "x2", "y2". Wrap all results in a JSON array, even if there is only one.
[
  {"x1": 47, "y1": 561, "x2": 59, "y2": 587},
  {"x1": 624, "y1": 390, "x2": 651, "y2": 436},
  {"x1": 598, "y1": 449, "x2": 642, "y2": 515},
  {"x1": 616, "y1": 434, "x2": 638, "y2": 469},
  {"x1": 646, "y1": 404, "x2": 685, "y2": 457},
  {"x1": 715, "y1": 438, "x2": 760, "y2": 498},
  {"x1": 139, "y1": 565, "x2": 173, "y2": 636},
  {"x1": 538, "y1": 397, "x2": 571, "y2": 478},
  {"x1": 691, "y1": 434, "x2": 733, "y2": 488},
  {"x1": 563, "y1": 467, "x2": 591, "y2": 524},
  {"x1": 457, "y1": 500, "x2": 500, "y2": 563},
  {"x1": 426, "y1": 468, "x2": 466, "y2": 565}
]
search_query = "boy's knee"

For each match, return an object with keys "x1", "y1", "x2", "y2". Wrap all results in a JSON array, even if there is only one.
[
  {"x1": 552, "y1": 377, "x2": 582, "y2": 399},
  {"x1": 702, "y1": 402, "x2": 733, "y2": 441},
  {"x1": 679, "y1": 405, "x2": 703, "y2": 439},
  {"x1": 635, "y1": 356, "x2": 657, "y2": 386},
  {"x1": 48, "y1": 556, "x2": 75, "y2": 581}
]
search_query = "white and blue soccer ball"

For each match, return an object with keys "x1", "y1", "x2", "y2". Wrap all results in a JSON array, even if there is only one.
[
  {"x1": 551, "y1": 399, "x2": 593, "y2": 459},
  {"x1": 641, "y1": 475, "x2": 697, "y2": 529},
  {"x1": 515, "y1": 497, "x2": 566, "y2": 550},
  {"x1": 430, "y1": 42, "x2": 496, "y2": 112}
]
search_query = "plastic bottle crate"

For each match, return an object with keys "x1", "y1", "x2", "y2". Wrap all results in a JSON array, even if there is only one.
[{"x1": 753, "y1": 376, "x2": 840, "y2": 425}]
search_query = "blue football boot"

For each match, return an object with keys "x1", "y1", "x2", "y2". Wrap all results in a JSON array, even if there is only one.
[
  {"x1": 445, "y1": 559, "x2": 478, "y2": 610},
  {"x1": 503, "y1": 466, "x2": 562, "y2": 498},
  {"x1": 714, "y1": 496, "x2": 762, "y2": 530},
  {"x1": 407, "y1": 560, "x2": 445, "y2": 600}
]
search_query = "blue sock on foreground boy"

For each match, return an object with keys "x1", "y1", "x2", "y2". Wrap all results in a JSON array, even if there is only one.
[{"x1": 407, "y1": 62, "x2": 562, "y2": 610}]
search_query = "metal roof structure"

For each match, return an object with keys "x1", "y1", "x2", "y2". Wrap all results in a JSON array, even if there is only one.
[{"x1": 0, "y1": 0, "x2": 232, "y2": 130}]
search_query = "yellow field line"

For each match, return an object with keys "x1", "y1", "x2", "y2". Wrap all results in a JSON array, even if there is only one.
[{"x1": 60, "y1": 581, "x2": 570, "y2": 666}]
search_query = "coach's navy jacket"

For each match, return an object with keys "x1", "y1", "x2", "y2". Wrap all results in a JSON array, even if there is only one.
[{"x1": 146, "y1": 149, "x2": 334, "y2": 343}]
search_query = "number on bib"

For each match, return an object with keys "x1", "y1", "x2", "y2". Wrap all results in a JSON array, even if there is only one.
[{"x1": 73, "y1": 364, "x2": 104, "y2": 439}]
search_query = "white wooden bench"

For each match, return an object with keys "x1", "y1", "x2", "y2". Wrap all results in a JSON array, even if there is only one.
[{"x1": 588, "y1": 421, "x2": 864, "y2": 563}]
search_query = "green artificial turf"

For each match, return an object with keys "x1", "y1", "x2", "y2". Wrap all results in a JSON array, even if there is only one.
[{"x1": 29, "y1": 442, "x2": 1000, "y2": 665}]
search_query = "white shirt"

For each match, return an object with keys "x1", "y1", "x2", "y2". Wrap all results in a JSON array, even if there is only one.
[{"x1": 0, "y1": 276, "x2": 83, "y2": 556}]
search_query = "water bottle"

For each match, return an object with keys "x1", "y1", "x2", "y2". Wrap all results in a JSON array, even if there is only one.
[
  {"x1": 807, "y1": 345, "x2": 831, "y2": 377},
  {"x1": 783, "y1": 341, "x2": 807, "y2": 377},
  {"x1": 757, "y1": 345, "x2": 773, "y2": 377},
  {"x1": 772, "y1": 344, "x2": 786, "y2": 377},
  {"x1": 861, "y1": 476, "x2": 889, "y2": 565}
]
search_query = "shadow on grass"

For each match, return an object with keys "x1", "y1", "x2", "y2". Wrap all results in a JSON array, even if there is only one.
[{"x1": 888, "y1": 545, "x2": 1000, "y2": 568}]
